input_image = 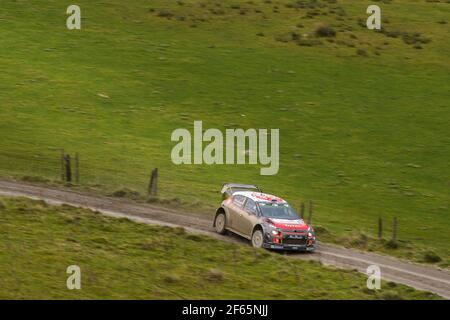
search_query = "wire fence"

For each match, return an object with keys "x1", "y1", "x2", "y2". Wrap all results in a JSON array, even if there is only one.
[
  {"x1": 0, "y1": 150, "x2": 61, "y2": 179},
  {"x1": 0, "y1": 149, "x2": 401, "y2": 243},
  {"x1": 0, "y1": 149, "x2": 152, "y2": 195}
]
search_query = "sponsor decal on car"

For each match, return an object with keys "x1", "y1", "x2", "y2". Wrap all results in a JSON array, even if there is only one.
[{"x1": 268, "y1": 218, "x2": 309, "y2": 230}]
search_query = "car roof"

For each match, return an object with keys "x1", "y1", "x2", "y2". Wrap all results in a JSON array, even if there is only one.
[{"x1": 233, "y1": 191, "x2": 287, "y2": 204}]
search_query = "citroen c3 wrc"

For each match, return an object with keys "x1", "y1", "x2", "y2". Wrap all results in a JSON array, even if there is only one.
[{"x1": 213, "y1": 183, "x2": 316, "y2": 251}]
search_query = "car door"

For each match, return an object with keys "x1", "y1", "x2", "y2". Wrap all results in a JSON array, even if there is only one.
[
  {"x1": 240, "y1": 198, "x2": 258, "y2": 237},
  {"x1": 228, "y1": 195, "x2": 246, "y2": 231}
]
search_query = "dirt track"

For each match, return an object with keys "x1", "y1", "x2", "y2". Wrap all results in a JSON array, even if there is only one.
[{"x1": 0, "y1": 179, "x2": 449, "y2": 299}]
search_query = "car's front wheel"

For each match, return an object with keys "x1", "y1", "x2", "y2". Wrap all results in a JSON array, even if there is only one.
[
  {"x1": 251, "y1": 229, "x2": 264, "y2": 248},
  {"x1": 214, "y1": 212, "x2": 227, "y2": 234}
]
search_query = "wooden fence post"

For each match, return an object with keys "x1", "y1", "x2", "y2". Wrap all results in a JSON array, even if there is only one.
[
  {"x1": 60, "y1": 149, "x2": 65, "y2": 181},
  {"x1": 300, "y1": 202, "x2": 305, "y2": 220},
  {"x1": 64, "y1": 154, "x2": 72, "y2": 182},
  {"x1": 75, "y1": 153, "x2": 80, "y2": 184},
  {"x1": 392, "y1": 217, "x2": 397, "y2": 242},
  {"x1": 148, "y1": 168, "x2": 158, "y2": 196},
  {"x1": 307, "y1": 200, "x2": 313, "y2": 225},
  {"x1": 378, "y1": 217, "x2": 383, "y2": 240}
]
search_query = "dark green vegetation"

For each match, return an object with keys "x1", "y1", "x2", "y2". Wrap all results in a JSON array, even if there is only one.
[
  {"x1": 0, "y1": 196, "x2": 440, "y2": 299},
  {"x1": 0, "y1": 1, "x2": 449, "y2": 264}
]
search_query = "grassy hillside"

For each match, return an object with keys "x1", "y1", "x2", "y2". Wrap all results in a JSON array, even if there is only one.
[
  {"x1": 0, "y1": 196, "x2": 440, "y2": 299},
  {"x1": 0, "y1": 0, "x2": 448, "y2": 262}
]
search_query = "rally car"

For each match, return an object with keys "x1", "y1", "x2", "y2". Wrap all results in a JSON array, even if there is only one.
[{"x1": 213, "y1": 183, "x2": 316, "y2": 252}]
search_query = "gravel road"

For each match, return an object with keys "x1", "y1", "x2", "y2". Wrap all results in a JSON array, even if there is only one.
[{"x1": 0, "y1": 179, "x2": 448, "y2": 299}]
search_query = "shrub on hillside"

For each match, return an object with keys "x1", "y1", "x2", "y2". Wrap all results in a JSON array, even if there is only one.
[
  {"x1": 356, "y1": 48, "x2": 368, "y2": 57},
  {"x1": 111, "y1": 188, "x2": 141, "y2": 200},
  {"x1": 157, "y1": 10, "x2": 174, "y2": 18},
  {"x1": 384, "y1": 239, "x2": 398, "y2": 249},
  {"x1": 315, "y1": 24, "x2": 336, "y2": 37},
  {"x1": 349, "y1": 233, "x2": 369, "y2": 249},
  {"x1": 163, "y1": 274, "x2": 181, "y2": 284},
  {"x1": 423, "y1": 251, "x2": 442, "y2": 263}
]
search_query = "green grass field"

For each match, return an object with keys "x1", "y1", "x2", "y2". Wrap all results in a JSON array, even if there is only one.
[
  {"x1": 0, "y1": 196, "x2": 440, "y2": 299},
  {"x1": 0, "y1": 1, "x2": 449, "y2": 262}
]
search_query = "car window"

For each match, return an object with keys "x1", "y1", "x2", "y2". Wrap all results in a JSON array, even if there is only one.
[
  {"x1": 258, "y1": 203, "x2": 300, "y2": 219},
  {"x1": 233, "y1": 195, "x2": 246, "y2": 208},
  {"x1": 244, "y1": 198, "x2": 257, "y2": 215}
]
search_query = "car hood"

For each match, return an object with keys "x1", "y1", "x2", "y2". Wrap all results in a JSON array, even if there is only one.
[{"x1": 265, "y1": 218, "x2": 309, "y2": 230}]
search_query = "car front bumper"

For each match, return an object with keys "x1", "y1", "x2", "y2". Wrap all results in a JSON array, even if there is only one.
[
  {"x1": 262, "y1": 231, "x2": 316, "y2": 252},
  {"x1": 263, "y1": 243, "x2": 316, "y2": 252},
  {"x1": 262, "y1": 242, "x2": 316, "y2": 252}
]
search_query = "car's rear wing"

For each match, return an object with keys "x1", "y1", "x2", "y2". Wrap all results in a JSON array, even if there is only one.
[{"x1": 221, "y1": 183, "x2": 262, "y2": 200}]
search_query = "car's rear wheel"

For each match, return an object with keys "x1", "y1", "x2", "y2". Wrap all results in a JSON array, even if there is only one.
[
  {"x1": 214, "y1": 213, "x2": 227, "y2": 234},
  {"x1": 251, "y1": 229, "x2": 264, "y2": 248}
]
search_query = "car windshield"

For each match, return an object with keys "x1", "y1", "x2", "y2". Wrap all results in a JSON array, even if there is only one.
[{"x1": 257, "y1": 202, "x2": 300, "y2": 220}]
